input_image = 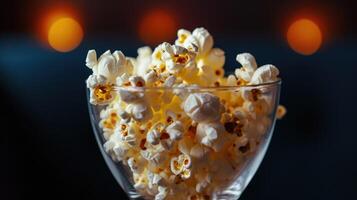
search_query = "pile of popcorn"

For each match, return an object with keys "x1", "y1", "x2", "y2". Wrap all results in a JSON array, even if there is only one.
[{"x1": 85, "y1": 27, "x2": 286, "y2": 200}]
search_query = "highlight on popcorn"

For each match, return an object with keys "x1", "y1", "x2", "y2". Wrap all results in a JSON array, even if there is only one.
[{"x1": 85, "y1": 27, "x2": 286, "y2": 200}]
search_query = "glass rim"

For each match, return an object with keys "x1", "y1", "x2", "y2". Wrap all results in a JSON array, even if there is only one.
[{"x1": 112, "y1": 79, "x2": 281, "y2": 91}]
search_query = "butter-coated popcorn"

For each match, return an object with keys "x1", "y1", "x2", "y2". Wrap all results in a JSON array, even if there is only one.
[
  {"x1": 166, "y1": 121, "x2": 184, "y2": 140},
  {"x1": 85, "y1": 27, "x2": 285, "y2": 199},
  {"x1": 250, "y1": 64, "x2": 279, "y2": 84},
  {"x1": 183, "y1": 93, "x2": 222, "y2": 123},
  {"x1": 135, "y1": 46, "x2": 152, "y2": 77}
]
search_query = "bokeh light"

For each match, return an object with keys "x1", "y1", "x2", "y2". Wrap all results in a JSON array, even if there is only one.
[
  {"x1": 48, "y1": 17, "x2": 83, "y2": 52},
  {"x1": 139, "y1": 9, "x2": 177, "y2": 45},
  {"x1": 287, "y1": 18, "x2": 322, "y2": 55},
  {"x1": 35, "y1": 5, "x2": 83, "y2": 52}
]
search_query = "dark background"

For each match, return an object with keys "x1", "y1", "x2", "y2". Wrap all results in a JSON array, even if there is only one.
[{"x1": 1, "y1": 0, "x2": 357, "y2": 199}]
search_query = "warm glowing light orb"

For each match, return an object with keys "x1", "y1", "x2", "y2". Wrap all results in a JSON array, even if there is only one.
[
  {"x1": 139, "y1": 9, "x2": 177, "y2": 45},
  {"x1": 287, "y1": 19, "x2": 322, "y2": 55},
  {"x1": 48, "y1": 17, "x2": 83, "y2": 52}
]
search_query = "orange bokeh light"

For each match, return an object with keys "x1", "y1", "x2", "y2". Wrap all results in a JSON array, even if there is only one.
[
  {"x1": 139, "y1": 9, "x2": 177, "y2": 45},
  {"x1": 36, "y1": 6, "x2": 83, "y2": 52},
  {"x1": 48, "y1": 17, "x2": 83, "y2": 52},
  {"x1": 287, "y1": 18, "x2": 322, "y2": 55}
]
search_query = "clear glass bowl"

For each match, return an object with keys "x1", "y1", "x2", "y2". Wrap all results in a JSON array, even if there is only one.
[{"x1": 87, "y1": 80, "x2": 281, "y2": 200}]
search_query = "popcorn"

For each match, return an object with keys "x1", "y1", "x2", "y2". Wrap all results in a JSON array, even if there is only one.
[
  {"x1": 117, "y1": 75, "x2": 145, "y2": 103},
  {"x1": 85, "y1": 50, "x2": 97, "y2": 69},
  {"x1": 86, "y1": 74, "x2": 115, "y2": 105},
  {"x1": 118, "y1": 88, "x2": 145, "y2": 104},
  {"x1": 166, "y1": 121, "x2": 184, "y2": 140},
  {"x1": 197, "y1": 48, "x2": 225, "y2": 71},
  {"x1": 235, "y1": 53, "x2": 257, "y2": 83},
  {"x1": 135, "y1": 46, "x2": 152, "y2": 77},
  {"x1": 170, "y1": 154, "x2": 192, "y2": 179},
  {"x1": 163, "y1": 75, "x2": 176, "y2": 87},
  {"x1": 176, "y1": 28, "x2": 213, "y2": 57},
  {"x1": 141, "y1": 148, "x2": 166, "y2": 166},
  {"x1": 86, "y1": 50, "x2": 133, "y2": 83},
  {"x1": 104, "y1": 131, "x2": 130, "y2": 161},
  {"x1": 134, "y1": 172, "x2": 148, "y2": 190},
  {"x1": 196, "y1": 122, "x2": 225, "y2": 151},
  {"x1": 144, "y1": 70, "x2": 158, "y2": 86},
  {"x1": 128, "y1": 156, "x2": 145, "y2": 174},
  {"x1": 173, "y1": 83, "x2": 199, "y2": 100},
  {"x1": 175, "y1": 29, "x2": 198, "y2": 51},
  {"x1": 129, "y1": 76, "x2": 146, "y2": 87},
  {"x1": 115, "y1": 123, "x2": 137, "y2": 146},
  {"x1": 183, "y1": 93, "x2": 222, "y2": 123},
  {"x1": 99, "y1": 106, "x2": 120, "y2": 139},
  {"x1": 192, "y1": 27, "x2": 214, "y2": 56},
  {"x1": 155, "y1": 186, "x2": 168, "y2": 200},
  {"x1": 126, "y1": 101, "x2": 153, "y2": 122},
  {"x1": 147, "y1": 123, "x2": 165, "y2": 145},
  {"x1": 118, "y1": 110, "x2": 131, "y2": 123},
  {"x1": 250, "y1": 64, "x2": 279, "y2": 84},
  {"x1": 85, "y1": 27, "x2": 285, "y2": 200},
  {"x1": 147, "y1": 171, "x2": 163, "y2": 189},
  {"x1": 152, "y1": 42, "x2": 196, "y2": 75}
]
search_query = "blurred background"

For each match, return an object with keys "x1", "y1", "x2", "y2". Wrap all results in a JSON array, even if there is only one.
[{"x1": 1, "y1": 0, "x2": 356, "y2": 199}]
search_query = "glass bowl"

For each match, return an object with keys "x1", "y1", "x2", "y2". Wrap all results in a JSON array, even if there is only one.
[{"x1": 87, "y1": 80, "x2": 281, "y2": 200}]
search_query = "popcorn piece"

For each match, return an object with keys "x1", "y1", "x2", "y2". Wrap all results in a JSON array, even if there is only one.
[
  {"x1": 126, "y1": 101, "x2": 153, "y2": 122},
  {"x1": 147, "y1": 123, "x2": 164, "y2": 145},
  {"x1": 134, "y1": 173, "x2": 148, "y2": 190},
  {"x1": 227, "y1": 74, "x2": 238, "y2": 86},
  {"x1": 184, "y1": 93, "x2": 222, "y2": 123},
  {"x1": 117, "y1": 75, "x2": 145, "y2": 103},
  {"x1": 197, "y1": 48, "x2": 225, "y2": 70},
  {"x1": 141, "y1": 148, "x2": 165, "y2": 166},
  {"x1": 234, "y1": 53, "x2": 257, "y2": 83},
  {"x1": 196, "y1": 122, "x2": 225, "y2": 151},
  {"x1": 99, "y1": 107, "x2": 120, "y2": 139},
  {"x1": 155, "y1": 186, "x2": 168, "y2": 200},
  {"x1": 175, "y1": 30, "x2": 200, "y2": 54},
  {"x1": 173, "y1": 83, "x2": 199, "y2": 100},
  {"x1": 103, "y1": 131, "x2": 130, "y2": 161},
  {"x1": 118, "y1": 110, "x2": 131, "y2": 123},
  {"x1": 135, "y1": 46, "x2": 152, "y2": 77},
  {"x1": 86, "y1": 74, "x2": 115, "y2": 105},
  {"x1": 116, "y1": 73, "x2": 130, "y2": 86},
  {"x1": 86, "y1": 50, "x2": 133, "y2": 83},
  {"x1": 250, "y1": 64, "x2": 279, "y2": 84},
  {"x1": 166, "y1": 121, "x2": 184, "y2": 140},
  {"x1": 163, "y1": 43, "x2": 196, "y2": 74},
  {"x1": 147, "y1": 171, "x2": 163, "y2": 189},
  {"x1": 129, "y1": 76, "x2": 146, "y2": 87},
  {"x1": 115, "y1": 123, "x2": 137, "y2": 146},
  {"x1": 128, "y1": 157, "x2": 145, "y2": 174},
  {"x1": 236, "y1": 53, "x2": 258, "y2": 72},
  {"x1": 85, "y1": 50, "x2": 97, "y2": 69},
  {"x1": 118, "y1": 88, "x2": 145, "y2": 103},
  {"x1": 163, "y1": 75, "x2": 176, "y2": 87},
  {"x1": 170, "y1": 154, "x2": 192, "y2": 179},
  {"x1": 144, "y1": 70, "x2": 158, "y2": 86},
  {"x1": 192, "y1": 27, "x2": 214, "y2": 56}
]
